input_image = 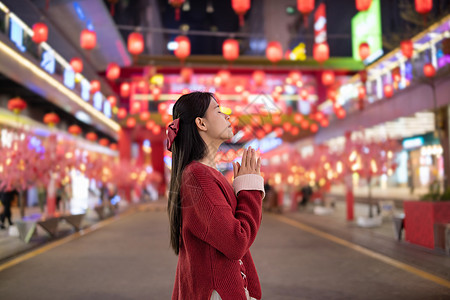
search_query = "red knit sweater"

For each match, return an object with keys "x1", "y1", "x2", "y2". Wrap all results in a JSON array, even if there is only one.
[{"x1": 172, "y1": 161, "x2": 263, "y2": 300}]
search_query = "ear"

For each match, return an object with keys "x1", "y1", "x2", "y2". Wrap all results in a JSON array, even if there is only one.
[{"x1": 195, "y1": 117, "x2": 207, "y2": 132}]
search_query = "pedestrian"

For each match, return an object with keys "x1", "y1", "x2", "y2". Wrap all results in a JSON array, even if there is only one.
[
  {"x1": 167, "y1": 92, "x2": 264, "y2": 300},
  {"x1": 299, "y1": 184, "x2": 313, "y2": 208},
  {"x1": 0, "y1": 189, "x2": 18, "y2": 229}
]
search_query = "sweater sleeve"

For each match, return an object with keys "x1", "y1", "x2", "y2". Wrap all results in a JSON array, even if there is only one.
[{"x1": 182, "y1": 167, "x2": 263, "y2": 260}]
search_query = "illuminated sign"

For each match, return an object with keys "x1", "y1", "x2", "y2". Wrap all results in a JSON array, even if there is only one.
[
  {"x1": 103, "y1": 100, "x2": 111, "y2": 118},
  {"x1": 402, "y1": 137, "x2": 424, "y2": 149},
  {"x1": 64, "y1": 68, "x2": 75, "y2": 89},
  {"x1": 81, "y1": 78, "x2": 90, "y2": 101},
  {"x1": 41, "y1": 50, "x2": 56, "y2": 74},
  {"x1": 9, "y1": 18, "x2": 26, "y2": 52},
  {"x1": 351, "y1": 0, "x2": 383, "y2": 62},
  {"x1": 93, "y1": 91, "x2": 103, "y2": 111}
]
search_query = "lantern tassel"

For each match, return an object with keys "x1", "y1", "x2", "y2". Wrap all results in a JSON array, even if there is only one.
[
  {"x1": 303, "y1": 14, "x2": 309, "y2": 28},
  {"x1": 46, "y1": 0, "x2": 50, "y2": 10},
  {"x1": 239, "y1": 15, "x2": 244, "y2": 27},
  {"x1": 110, "y1": 3, "x2": 115, "y2": 16},
  {"x1": 175, "y1": 8, "x2": 180, "y2": 21}
]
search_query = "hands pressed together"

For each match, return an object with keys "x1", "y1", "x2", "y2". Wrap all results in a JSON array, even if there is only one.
[{"x1": 232, "y1": 147, "x2": 261, "y2": 178}]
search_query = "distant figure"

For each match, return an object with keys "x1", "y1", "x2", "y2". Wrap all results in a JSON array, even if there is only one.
[
  {"x1": 300, "y1": 185, "x2": 313, "y2": 208},
  {"x1": 1, "y1": 189, "x2": 18, "y2": 229}
]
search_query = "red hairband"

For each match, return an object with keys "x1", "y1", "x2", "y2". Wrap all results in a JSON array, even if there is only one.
[{"x1": 166, "y1": 118, "x2": 180, "y2": 152}]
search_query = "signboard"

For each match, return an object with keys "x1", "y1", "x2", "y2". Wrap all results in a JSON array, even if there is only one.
[
  {"x1": 41, "y1": 51, "x2": 56, "y2": 74},
  {"x1": 81, "y1": 79, "x2": 91, "y2": 101},
  {"x1": 64, "y1": 68, "x2": 75, "y2": 89},
  {"x1": 351, "y1": 0, "x2": 383, "y2": 62},
  {"x1": 9, "y1": 18, "x2": 26, "y2": 52},
  {"x1": 93, "y1": 92, "x2": 103, "y2": 111},
  {"x1": 314, "y1": 3, "x2": 327, "y2": 44}
]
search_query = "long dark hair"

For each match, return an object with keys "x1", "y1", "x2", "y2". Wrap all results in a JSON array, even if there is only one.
[{"x1": 168, "y1": 92, "x2": 213, "y2": 255}]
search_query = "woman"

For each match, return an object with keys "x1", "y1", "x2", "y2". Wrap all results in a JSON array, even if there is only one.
[{"x1": 167, "y1": 92, "x2": 265, "y2": 300}]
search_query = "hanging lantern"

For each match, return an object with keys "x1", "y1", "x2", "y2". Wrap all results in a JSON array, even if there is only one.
[
  {"x1": 252, "y1": 70, "x2": 265, "y2": 86},
  {"x1": 132, "y1": 102, "x2": 141, "y2": 113},
  {"x1": 106, "y1": 63, "x2": 120, "y2": 81},
  {"x1": 43, "y1": 112, "x2": 60, "y2": 127},
  {"x1": 120, "y1": 82, "x2": 130, "y2": 98},
  {"x1": 152, "y1": 87, "x2": 161, "y2": 101},
  {"x1": 107, "y1": 96, "x2": 117, "y2": 107},
  {"x1": 242, "y1": 90, "x2": 250, "y2": 103},
  {"x1": 336, "y1": 108, "x2": 346, "y2": 119},
  {"x1": 291, "y1": 127, "x2": 300, "y2": 136},
  {"x1": 310, "y1": 123, "x2": 319, "y2": 133},
  {"x1": 7, "y1": 97, "x2": 27, "y2": 114},
  {"x1": 289, "y1": 71, "x2": 302, "y2": 84},
  {"x1": 266, "y1": 41, "x2": 283, "y2": 64},
  {"x1": 313, "y1": 42, "x2": 329, "y2": 64},
  {"x1": 327, "y1": 89, "x2": 337, "y2": 102},
  {"x1": 180, "y1": 67, "x2": 193, "y2": 83},
  {"x1": 294, "y1": 113, "x2": 303, "y2": 123},
  {"x1": 272, "y1": 114, "x2": 282, "y2": 124},
  {"x1": 117, "y1": 108, "x2": 127, "y2": 119},
  {"x1": 423, "y1": 63, "x2": 436, "y2": 77},
  {"x1": 152, "y1": 126, "x2": 161, "y2": 135},
  {"x1": 169, "y1": 0, "x2": 185, "y2": 21},
  {"x1": 90, "y1": 80, "x2": 101, "y2": 94},
  {"x1": 356, "y1": 0, "x2": 372, "y2": 11},
  {"x1": 223, "y1": 39, "x2": 239, "y2": 62},
  {"x1": 415, "y1": 0, "x2": 432, "y2": 14},
  {"x1": 232, "y1": 0, "x2": 250, "y2": 27},
  {"x1": 392, "y1": 67, "x2": 401, "y2": 82},
  {"x1": 174, "y1": 36, "x2": 191, "y2": 61},
  {"x1": 283, "y1": 122, "x2": 292, "y2": 132},
  {"x1": 80, "y1": 29, "x2": 96, "y2": 50},
  {"x1": 145, "y1": 120, "x2": 154, "y2": 130},
  {"x1": 140, "y1": 111, "x2": 150, "y2": 121},
  {"x1": 320, "y1": 118, "x2": 329, "y2": 127},
  {"x1": 68, "y1": 125, "x2": 82, "y2": 136},
  {"x1": 297, "y1": 0, "x2": 315, "y2": 27},
  {"x1": 32, "y1": 23, "x2": 48, "y2": 44},
  {"x1": 110, "y1": 143, "x2": 118, "y2": 151},
  {"x1": 321, "y1": 71, "x2": 335, "y2": 86},
  {"x1": 70, "y1": 58, "x2": 83, "y2": 73},
  {"x1": 359, "y1": 42, "x2": 370, "y2": 60},
  {"x1": 384, "y1": 84, "x2": 394, "y2": 98},
  {"x1": 86, "y1": 132, "x2": 98, "y2": 142},
  {"x1": 314, "y1": 111, "x2": 324, "y2": 121},
  {"x1": 300, "y1": 119, "x2": 309, "y2": 130},
  {"x1": 359, "y1": 70, "x2": 368, "y2": 83},
  {"x1": 126, "y1": 118, "x2": 136, "y2": 128},
  {"x1": 300, "y1": 89, "x2": 309, "y2": 100},
  {"x1": 358, "y1": 86, "x2": 366, "y2": 100},
  {"x1": 217, "y1": 70, "x2": 231, "y2": 86},
  {"x1": 401, "y1": 40, "x2": 414, "y2": 59},
  {"x1": 128, "y1": 32, "x2": 144, "y2": 55},
  {"x1": 263, "y1": 123, "x2": 272, "y2": 133},
  {"x1": 99, "y1": 138, "x2": 110, "y2": 147}
]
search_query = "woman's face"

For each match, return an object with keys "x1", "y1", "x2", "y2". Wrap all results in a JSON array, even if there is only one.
[{"x1": 200, "y1": 97, "x2": 233, "y2": 141}]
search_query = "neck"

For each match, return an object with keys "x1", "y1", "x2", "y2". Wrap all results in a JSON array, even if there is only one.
[{"x1": 198, "y1": 140, "x2": 220, "y2": 168}]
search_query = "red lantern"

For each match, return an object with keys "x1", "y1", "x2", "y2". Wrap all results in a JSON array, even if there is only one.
[
  {"x1": 169, "y1": 0, "x2": 185, "y2": 21},
  {"x1": 294, "y1": 113, "x2": 303, "y2": 123},
  {"x1": 145, "y1": 120, "x2": 154, "y2": 130},
  {"x1": 415, "y1": 0, "x2": 432, "y2": 14},
  {"x1": 321, "y1": 71, "x2": 335, "y2": 86},
  {"x1": 289, "y1": 71, "x2": 302, "y2": 84},
  {"x1": 32, "y1": 23, "x2": 48, "y2": 44},
  {"x1": 86, "y1": 132, "x2": 98, "y2": 142},
  {"x1": 384, "y1": 84, "x2": 394, "y2": 98},
  {"x1": 275, "y1": 127, "x2": 284, "y2": 137},
  {"x1": 401, "y1": 40, "x2": 414, "y2": 59},
  {"x1": 152, "y1": 126, "x2": 161, "y2": 135},
  {"x1": 359, "y1": 42, "x2": 370, "y2": 60},
  {"x1": 315, "y1": 111, "x2": 324, "y2": 121},
  {"x1": 313, "y1": 42, "x2": 329, "y2": 64},
  {"x1": 253, "y1": 70, "x2": 265, "y2": 86},
  {"x1": 68, "y1": 125, "x2": 82, "y2": 136},
  {"x1": 359, "y1": 70, "x2": 368, "y2": 83},
  {"x1": 300, "y1": 119, "x2": 309, "y2": 130},
  {"x1": 283, "y1": 122, "x2": 292, "y2": 132},
  {"x1": 300, "y1": 89, "x2": 309, "y2": 100},
  {"x1": 320, "y1": 118, "x2": 329, "y2": 127},
  {"x1": 106, "y1": 63, "x2": 120, "y2": 81},
  {"x1": 356, "y1": 0, "x2": 372, "y2": 11},
  {"x1": 272, "y1": 114, "x2": 282, "y2": 125},
  {"x1": 310, "y1": 123, "x2": 319, "y2": 133},
  {"x1": 99, "y1": 138, "x2": 109, "y2": 146},
  {"x1": 80, "y1": 29, "x2": 96, "y2": 50},
  {"x1": 8, "y1": 97, "x2": 27, "y2": 114},
  {"x1": 128, "y1": 32, "x2": 144, "y2": 55},
  {"x1": 218, "y1": 70, "x2": 231, "y2": 86},
  {"x1": 117, "y1": 108, "x2": 127, "y2": 119},
  {"x1": 291, "y1": 127, "x2": 300, "y2": 136},
  {"x1": 90, "y1": 80, "x2": 101, "y2": 94},
  {"x1": 152, "y1": 87, "x2": 161, "y2": 101},
  {"x1": 423, "y1": 63, "x2": 436, "y2": 77},
  {"x1": 232, "y1": 0, "x2": 250, "y2": 27},
  {"x1": 358, "y1": 86, "x2": 366, "y2": 100},
  {"x1": 297, "y1": 0, "x2": 315, "y2": 27},
  {"x1": 180, "y1": 67, "x2": 193, "y2": 83},
  {"x1": 43, "y1": 112, "x2": 60, "y2": 127},
  {"x1": 266, "y1": 41, "x2": 283, "y2": 64},
  {"x1": 174, "y1": 36, "x2": 191, "y2": 61},
  {"x1": 126, "y1": 117, "x2": 136, "y2": 128},
  {"x1": 120, "y1": 83, "x2": 130, "y2": 98},
  {"x1": 263, "y1": 123, "x2": 272, "y2": 133},
  {"x1": 223, "y1": 39, "x2": 239, "y2": 62},
  {"x1": 110, "y1": 143, "x2": 118, "y2": 151},
  {"x1": 132, "y1": 102, "x2": 141, "y2": 113},
  {"x1": 107, "y1": 96, "x2": 117, "y2": 107},
  {"x1": 327, "y1": 89, "x2": 337, "y2": 102},
  {"x1": 70, "y1": 58, "x2": 83, "y2": 73},
  {"x1": 392, "y1": 67, "x2": 401, "y2": 82},
  {"x1": 336, "y1": 108, "x2": 346, "y2": 119},
  {"x1": 140, "y1": 111, "x2": 150, "y2": 121}
]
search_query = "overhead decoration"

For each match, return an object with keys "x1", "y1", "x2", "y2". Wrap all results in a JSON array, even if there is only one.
[
  {"x1": 169, "y1": 0, "x2": 185, "y2": 21},
  {"x1": 70, "y1": 57, "x2": 83, "y2": 73},
  {"x1": 107, "y1": 96, "x2": 117, "y2": 107},
  {"x1": 120, "y1": 82, "x2": 130, "y2": 98},
  {"x1": 32, "y1": 23, "x2": 48, "y2": 44},
  {"x1": 43, "y1": 112, "x2": 60, "y2": 127},
  {"x1": 359, "y1": 70, "x2": 368, "y2": 83},
  {"x1": 140, "y1": 111, "x2": 150, "y2": 121},
  {"x1": 68, "y1": 125, "x2": 82, "y2": 136},
  {"x1": 359, "y1": 42, "x2": 370, "y2": 60},
  {"x1": 106, "y1": 63, "x2": 121, "y2": 81},
  {"x1": 117, "y1": 108, "x2": 127, "y2": 119},
  {"x1": 415, "y1": 0, "x2": 432, "y2": 14},
  {"x1": 90, "y1": 80, "x2": 101, "y2": 94},
  {"x1": 266, "y1": 41, "x2": 283, "y2": 64},
  {"x1": 384, "y1": 84, "x2": 393, "y2": 98},
  {"x1": 180, "y1": 67, "x2": 193, "y2": 83},
  {"x1": 109, "y1": 143, "x2": 118, "y2": 151},
  {"x1": 297, "y1": 0, "x2": 315, "y2": 27},
  {"x1": 400, "y1": 40, "x2": 414, "y2": 59},
  {"x1": 152, "y1": 87, "x2": 161, "y2": 101},
  {"x1": 300, "y1": 89, "x2": 309, "y2": 100},
  {"x1": 80, "y1": 29, "x2": 96, "y2": 50},
  {"x1": 355, "y1": 0, "x2": 372, "y2": 11},
  {"x1": 128, "y1": 32, "x2": 144, "y2": 55},
  {"x1": 174, "y1": 36, "x2": 191, "y2": 62},
  {"x1": 232, "y1": 0, "x2": 250, "y2": 27},
  {"x1": 7, "y1": 97, "x2": 27, "y2": 114},
  {"x1": 223, "y1": 39, "x2": 239, "y2": 62},
  {"x1": 313, "y1": 42, "x2": 329, "y2": 64},
  {"x1": 252, "y1": 70, "x2": 265, "y2": 87},
  {"x1": 86, "y1": 132, "x2": 98, "y2": 142},
  {"x1": 99, "y1": 138, "x2": 110, "y2": 146},
  {"x1": 321, "y1": 70, "x2": 335, "y2": 86},
  {"x1": 423, "y1": 63, "x2": 436, "y2": 77},
  {"x1": 107, "y1": 0, "x2": 119, "y2": 16}
]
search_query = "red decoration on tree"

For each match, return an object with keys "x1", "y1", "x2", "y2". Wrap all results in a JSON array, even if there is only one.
[
  {"x1": 32, "y1": 23, "x2": 48, "y2": 44},
  {"x1": 359, "y1": 42, "x2": 370, "y2": 60},
  {"x1": 90, "y1": 80, "x2": 101, "y2": 94},
  {"x1": 128, "y1": 32, "x2": 144, "y2": 55},
  {"x1": 321, "y1": 71, "x2": 335, "y2": 86},
  {"x1": 356, "y1": 0, "x2": 371, "y2": 11},
  {"x1": 300, "y1": 119, "x2": 309, "y2": 130},
  {"x1": 423, "y1": 63, "x2": 436, "y2": 77},
  {"x1": 120, "y1": 83, "x2": 130, "y2": 98},
  {"x1": 80, "y1": 29, "x2": 96, "y2": 50},
  {"x1": 310, "y1": 123, "x2": 319, "y2": 133},
  {"x1": 70, "y1": 58, "x2": 83, "y2": 73},
  {"x1": 86, "y1": 132, "x2": 98, "y2": 142},
  {"x1": 8, "y1": 97, "x2": 27, "y2": 114},
  {"x1": 43, "y1": 113, "x2": 60, "y2": 127},
  {"x1": 297, "y1": 0, "x2": 315, "y2": 27},
  {"x1": 415, "y1": 0, "x2": 432, "y2": 14},
  {"x1": 223, "y1": 39, "x2": 239, "y2": 62},
  {"x1": 232, "y1": 0, "x2": 250, "y2": 27},
  {"x1": 174, "y1": 36, "x2": 191, "y2": 61},
  {"x1": 300, "y1": 89, "x2": 309, "y2": 100},
  {"x1": 106, "y1": 63, "x2": 120, "y2": 81},
  {"x1": 401, "y1": 40, "x2": 414, "y2": 59},
  {"x1": 266, "y1": 41, "x2": 283, "y2": 64},
  {"x1": 117, "y1": 108, "x2": 127, "y2": 119},
  {"x1": 99, "y1": 138, "x2": 110, "y2": 146},
  {"x1": 68, "y1": 125, "x2": 82, "y2": 136},
  {"x1": 392, "y1": 67, "x2": 401, "y2": 82},
  {"x1": 252, "y1": 70, "x2": 265, "y2": 86},
  {"x1": 294, "y1": 113, "x2": 303, "y2": 123},
  {"x1": 384, "y1": 84, "x2": 394, "y2": 98},
  {"x1": 313, "y1": 42, "x2": 329, "y2": 64}
]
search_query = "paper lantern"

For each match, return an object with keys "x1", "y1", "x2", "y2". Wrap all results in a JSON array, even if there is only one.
[
  {"x1": 336, "y1": 108, "x2": 346, "y2": 119},
  {"x1": 86, "y1": 132, "x2": 98, "y2": 142},
  {"x1": 401, "y1": 40, "x2": 414, "y2": 59},
  {"x1": 263, "y1": 123, "x2": 272, "y2": 133},
  {"x1": 313, "y1": 42, "x2": 329, "y2": 64},
  {"x1": 415, "y1": 0, "x2": 432, "y2": 14},
  {"x1": 140, "y1": 111, "x2": 150, "y2": 121},
  {"x1": 321, "y1": 71, "x2": 335, "y2": 86},
  {"x1": 358, "y1": 86, "x2": 366, "y2": 100},
  {"x1": 289, "y1": 71, "x2": 302, "y2": 84},
  {"x1": 120, "y1": 83, "x2": 130, "y2": 98},
  {"x1": 359, "y1": 42, "x2": 370, "y2": 60},
  {"x1": 384, "y1": 84, "x2": 393, "y2": 98},
  {"x1": 180, "y1": 67, "x2": 193, "y2": 83},
  {"x1": 109, "y1": 143, "x2": 118, "y2": 151},
  {"x1": 217, "y1": 70, "x2": 231, "y2": 86},
  {"x1": 152, "y1": 87, "x2": 161, "y2": 101},
  {"x1": 128, "y1": 32, "x2": 144, "y2": 55},
  {"x1": 300, "y1": 89, "x2": 309, "y2": 100},
  {"x1": 392, "y1": 67, "x2": 401, "y2": 82},
  {"x1": 107, "y1": 96, "x2": 117, "y2": 107},
  {"x1": 106, "y1": 63, "x2": 120, "y2": 81},
  {"x1": 132, "y1": 102, "x2": 141, "y2": 113},
  {"x1": 32, "y1": 23, "x2": 48, "y2": 44},
  {"x1": 253, "y1": 70, "x2": 265, "y2": 86},
  {"x1": 90, "y1": 80, "x2": 101, "y2": 94},
  {"x1": 297, "y1": 0, "x2": 315, "y2": 27},
  {"x1": 291, "y1": 127, "x2": 300, "y2": 136},
  {"x1": 146, "y1": 121, "x2": 154, "y2": 130},
  {"x1": 174, "y1": 36, "x2": 190, "y2": 61},
  {"x1": 272, "y1": 114, "x2": 281, "y2": 124},
  {"x1": 266, "y1": 41, "x2": 283, "y2": 64},
  {"x1": 117, "y1": 108, "x2": 127, "y2": 119},
  {"x1": 327, "y1": 89, "x2": 337, "y2": 102},
  {"x1": 152, "y1": 126, "x2": 161, "y2": 135},
  {"x1": 80, "y1": 29, "x2": 96, "y2": 50},
  {"x1": 99, "y1": 138, "x2": 110, "y2": 146},
  {"x1": 169, "y1": 0, "x2": 185, "y2": 21},
  {"x1": 126, "y1": 118, "x2": 136, "y2": 128},
  {"x1": 7, "y1": 97, "x2": 27, "y2": 114},
  {"x1": 423, "y1": 63, "x2": 436, "y2": 77},
  {"x1": 300, "y1": 119, "x2": 309, "y2": 129},
  {"x1": 223, "y1": 39, "x2": 239, "y2": 62},
  {"x1": 310, "y1": 123, "x2": 319, "y2": 133},
  {"x1": 320, "y1": 118, "x2": 329, "y2": 127},
  {"x1": 314, "y1": 111, "x2": 324, "y2": 121},
  {"x1": 356, "y1": 0, "x2": 371, "y2": 11},
  {"x1": 70, "y1": 58, "x2": 83, "y2": 73},
  {"x1": 68, "y1": 125, "x2": 82, "y2": 136},
  {"x1": 283, "y1": 122, "x2": 292, "y2": 132},
  {"x1": 294, "y1": 113, "x2": 303, "y2": 123},
  {"x1": 43, "y1": 112, "x2": 60, "y2": 127},
  {"x1": 359, "y1": 70, "x2": 368, "y2": 83},
  {"x1": 232, "y1": 0, "x2": 250, "y2": 26}
]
